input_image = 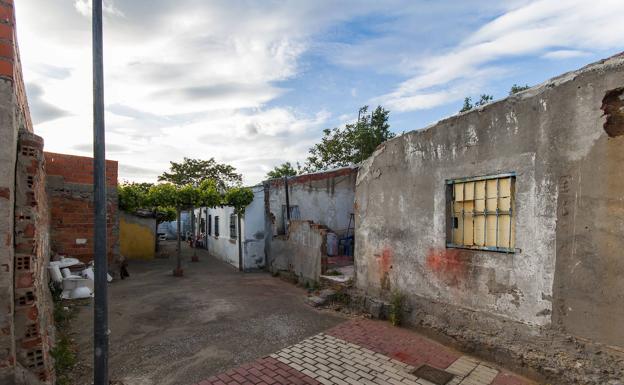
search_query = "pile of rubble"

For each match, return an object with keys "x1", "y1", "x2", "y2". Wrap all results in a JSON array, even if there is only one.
[{"x1": 48, "y1": 256, "x2": 112, "y2": 299}]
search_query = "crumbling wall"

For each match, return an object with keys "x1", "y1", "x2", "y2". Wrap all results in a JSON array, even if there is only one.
[
  {"x1": 45, "y1": 152, "x2": 119, "y2": 263},
  {"x1": 269, "y1": 220, "x2": 326, "y2": 283},
  {"x1": 355, "y1": 53, "x2": 624, "y2": 347},
  {"x1": 13, "y1": 132, "x2": 54, "y2": 384},
  {"x1": 265, "y1": 167, "x2": 357, "y2": 235}
]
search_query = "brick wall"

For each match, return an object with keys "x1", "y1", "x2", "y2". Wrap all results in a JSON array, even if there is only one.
[
  {"x1": 0, "y1": 1, "x2": 38, "y2": 383},
  {"x1": 45, "y1": 152, "x2": 119, "y2": 262},
  {"x1": 13, "y1": 132, "x2": 54, "y2": 384}
]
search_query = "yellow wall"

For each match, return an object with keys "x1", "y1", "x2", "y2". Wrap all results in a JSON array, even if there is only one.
[{"x1": 120, "y1": 214, "x2": 156, "y2": 259}]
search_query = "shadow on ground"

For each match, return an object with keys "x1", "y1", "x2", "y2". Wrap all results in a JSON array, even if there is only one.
[{"x1": 67, "y1": 241, "x2": 346, "y2": 385}]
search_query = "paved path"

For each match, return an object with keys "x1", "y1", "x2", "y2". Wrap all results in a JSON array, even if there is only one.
[{"x1": 195, "y1": 319, "x2": 532, "y2": 385}]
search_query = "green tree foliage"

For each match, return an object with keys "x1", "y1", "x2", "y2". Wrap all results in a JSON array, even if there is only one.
[
  {"x1": 266, "y1": 162, "x2": 300, "y2": 179},
  {"x1": 460, "y1": 94, "x2": 494, "y2": 112},
  {"x1": 509, "y1": 84, "x2": 530, "y2": 95},
  {"x1": 118, "y1": 182, "x2": 176, "y2": 222},
  {"x1": 223, "y1": 187, "x2": 255, "y2": 215},
  {"x1": 197, "y1": 179, "x2": 221, "y2": 208},
  {"x1": 304, "y1": 106, "x2": 394, "y2": 172},
  {"x1": 158, "y1": 157, "x2": 242, "y2": 189}
]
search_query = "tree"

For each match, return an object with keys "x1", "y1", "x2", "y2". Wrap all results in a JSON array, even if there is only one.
[
  {"x1": 223, "y1": 186, "x2": 255, "y2": 271},
  {"x1": 510, "y1": 84, "x2": 530, "y2": 95},
  {"x1": 459, "y1": 94, "x2": 494, "y2": 112},
  {"x1": 304, "y1": 105, "x2": 394, "y2": 172},
  {"x1": 266, "y1": 162, "x2": 299, "y2": 179},
  {"x1": 158, "y1": 157, "x2": 242, "y2": 189}
]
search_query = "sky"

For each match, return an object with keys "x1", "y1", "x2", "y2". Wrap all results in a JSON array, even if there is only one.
[{"x1": 15, "y1": 0, "x2": 624, "y2": 185}]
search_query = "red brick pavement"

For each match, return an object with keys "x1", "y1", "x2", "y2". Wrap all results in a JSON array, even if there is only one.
[
  {"x1": 326, "y1": 318, "x2": 460, "y2": 369},
  {"x1": 195, "y1": 357, "x2": 320, "y2": 385}
]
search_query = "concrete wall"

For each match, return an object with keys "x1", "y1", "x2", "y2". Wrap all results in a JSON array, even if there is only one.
[
  {"x1": 265, "y1": 167, "x2": 357, "y2": 235},
  {"x1": 120, "y1": 212, "x2": 156, "y2": 260},
  {"x1": 242, "y1": 185, "x2": 265, "y2": 269},
  {"x1": 355, "y1": 53, "x2": 624, "y2": 347},
  {"x1": 45, "y1": 152, "x2": 119, "y2": 263},
  {"x1": 270, "y1": 220, "x2": 327, "y2": 283}
]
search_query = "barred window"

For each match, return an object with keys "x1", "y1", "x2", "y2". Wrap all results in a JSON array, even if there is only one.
[
  {"x1": 208, "y1": 215, "x2": 212, "y2": 236},
  {"x1": 230, "y1": 214, "x2": 237, "y2": 239},
  {"x1": 214, "y1": 216, "x2": 219, "y2": 237},
  {"x1": 447, "y1": 173, "x2": 515, "y2": 252}
]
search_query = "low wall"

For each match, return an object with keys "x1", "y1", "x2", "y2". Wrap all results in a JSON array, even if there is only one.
[{"x1": 269, "y1": 220, "x2": 327, "y2": 283}]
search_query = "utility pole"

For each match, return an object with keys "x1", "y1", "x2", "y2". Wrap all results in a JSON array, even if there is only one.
[{"x1": 92, "y1": 1, "x2": 108, "y2": 384}]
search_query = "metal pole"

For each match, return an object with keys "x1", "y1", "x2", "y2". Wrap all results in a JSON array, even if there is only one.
[
  {"x1": 284, "y1": 177, "x2": 290, "y2": 233},
  {"x1": 92, "y1": 1, "x2": 108, "y2": 384}
]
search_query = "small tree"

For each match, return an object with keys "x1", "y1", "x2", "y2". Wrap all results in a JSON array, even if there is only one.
[
  {"x1": 304, "y1": 105, "x2": 394, "y2": 172},
  {"x1": 460, "y1": 94, "x2": 494, "y2": 112},
  {"x1": 158, "y1": 157, "x2": 242, "y2": 189},
  {"x1": 266, "y1": 162, "x2": 299, "y2": 179},
  {"x1": 191, "y1": 180, "x2": 221, "y2": 261},
  {"x1": 510, "y1": 84, "x2": 530, "y2": 95}
]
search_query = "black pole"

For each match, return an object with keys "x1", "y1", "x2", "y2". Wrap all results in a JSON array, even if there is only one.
[
  {"x1": 284, "y1": 176, "x2": 290, "y2": 222},
  {"x1": 92, "y1": 1, "x2": 108, "y2": 384}
]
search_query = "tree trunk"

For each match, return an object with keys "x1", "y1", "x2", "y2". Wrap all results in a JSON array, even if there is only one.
[{"x1": 174, "y1": 207, "x2": 183, "y2": 276}]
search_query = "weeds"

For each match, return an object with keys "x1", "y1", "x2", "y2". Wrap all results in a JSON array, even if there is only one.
[
  {"x1": 49, "y1": 281, "x2": 77, "y2": 385},
  {"x1": 389, "y1": 290, "x2": 406, "y2": 326}
]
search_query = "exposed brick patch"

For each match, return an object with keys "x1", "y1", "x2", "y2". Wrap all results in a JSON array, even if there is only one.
[
  {"x1": 327, "y1": 318, "x2": 460, "y2": 369},
  {"x1": 602, "y1": 87, "x2": 624, "y2": 137},
  {"x1": 194, "y1": 356, "x2": 320, "y2": 385},
  {"x1": 0, "y1": 187, "x2": 9, "y2": 199}
]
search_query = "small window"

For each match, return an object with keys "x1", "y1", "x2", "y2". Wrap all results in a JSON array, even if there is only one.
[
  {"x1": 447, "y1": 173, "x2": 515, "y2": 252},
  {"x1": 207, "y1": 215, "x2": 212, "y2": 236},
  {"x1": 230, "y1": 214, "x2": 237, "y2": 239},
  {"x1": 214, "y1": 216, "x2": 219, "y2": 237}
]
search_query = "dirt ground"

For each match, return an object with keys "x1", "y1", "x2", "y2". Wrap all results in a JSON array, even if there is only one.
[{"x1": 66, "y1": 241, "x2": 345, "y2": 385}]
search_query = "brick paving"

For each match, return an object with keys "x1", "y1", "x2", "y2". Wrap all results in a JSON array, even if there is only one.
[{"x1": 194, "y1": 319, "x2": 533, "y2": 385}]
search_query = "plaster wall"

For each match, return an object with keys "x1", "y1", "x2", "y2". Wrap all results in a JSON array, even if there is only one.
[
  {"x1": 355, "y1": 53, "x2": 624, "y2": 346},
  {"x1": 120, "y1": 212, "x2": 156, "y2": 260}
]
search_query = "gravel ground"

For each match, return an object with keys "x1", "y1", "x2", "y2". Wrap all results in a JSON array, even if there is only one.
[{"x1": 65, "y1": 241, "x2": 345, "y2": 385}]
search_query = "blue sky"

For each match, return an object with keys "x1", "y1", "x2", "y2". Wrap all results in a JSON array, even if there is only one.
[{"x1": 15, "y1": 0, "x2": 624, "y2": 184}]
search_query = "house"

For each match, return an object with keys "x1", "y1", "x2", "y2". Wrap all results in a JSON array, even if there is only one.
[
  {"x1": 354, "y1": 53, "x2": 624, "y2": 349},
  {"x1": 194, "y1": 184, "x2": 265, "y2": 270}
]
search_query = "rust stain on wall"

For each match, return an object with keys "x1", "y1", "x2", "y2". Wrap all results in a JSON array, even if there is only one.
[
  {"x1": 375, "y1": 246, "x2": 393, "y2": 290},
  {"x1": 426, "y1": 248, "x2": 468, "y2": 287},
  {"x1": 601, "y1": 87, "x2": 624, "y2": 137}
]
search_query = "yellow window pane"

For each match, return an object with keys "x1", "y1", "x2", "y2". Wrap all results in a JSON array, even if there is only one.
[
  {"x1": 485, "y1": 215, "x2": 497, "y2": 247},
  {"x1": 463, "y1": 201, "x2": 474, "y2": 213},
  {"x1": 486, "y1": 197, "x2": 497, "y2": 211},
  {"x1": 463, "y1": 213, "x2": 474, "y2": 246},
  {"x1": 499, "y1": 196, "x2": 511, "y2": 211},
  {"x1": 486, "y1": 179, "x2": 498, "y2": 198},
  {"x1": 475, "y1": 180, "x2": 486, "y2": 200},
  {"x1": 453, "y1": 215, "x2": 463, "y2": 244},
  {"x1": 475, "y1": 198, "x2": 485, "y2": 211},
  {"x1": 474, "y1": 215, "x2": 485, "y2": 246},
  {"x1": 454, "y1": 183, "x2": 464, "y2": 201},
  {"x1": 454, "y1": 201, "x2": 463, "y2": 214},
  {"x1": 498, "y1": 215, "x2": 512, "y2": 248},
  {"x1": 499, "y1": 177, "x2": 512, "y2": 197},
  {"x1": 464, "y1": 182, "x2": 475, "y2": 201}
]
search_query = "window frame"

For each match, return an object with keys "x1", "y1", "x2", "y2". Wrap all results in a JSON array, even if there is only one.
[
  {"x1": 214, "y1": 216, "x2": 220, "y2": 237},
  {"x1": 207, "y1": 214, "x2": 212, "y2": 236},
  {"x1": 229, "y1": 213, "x2": 237, "y2": 239},
  {"x1": 446, "y1": 172, "x2": 516, "y2": 253}
]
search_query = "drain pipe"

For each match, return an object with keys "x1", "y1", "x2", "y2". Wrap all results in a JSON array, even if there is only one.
[{"x1": 284, "y1": 176, "x2": 290, "y2": 232}]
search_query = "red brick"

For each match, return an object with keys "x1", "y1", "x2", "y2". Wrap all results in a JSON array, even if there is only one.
[
  {"x1": 0, "y1": 23, "x2": 12, "y2": 41},
  {"x1": 0, "y1": 57, "x2": 12, "y2": 78},
  {"x1": 0, "y1": 4, "x2": 13, "y2": 24}
]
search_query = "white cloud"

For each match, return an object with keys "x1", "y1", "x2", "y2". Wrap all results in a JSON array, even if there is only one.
[
  {"x1": 542, "y1": 50, "x2": 590, "y2": 60},
  {"x1": 380, "y1": 0, "x2": 624, "y2": 111}
]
